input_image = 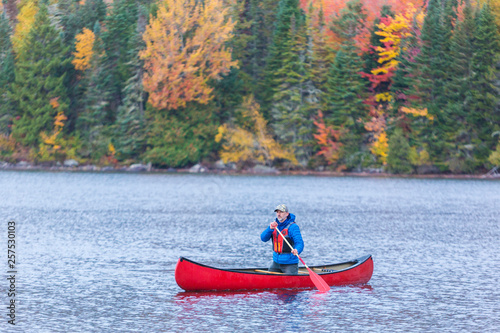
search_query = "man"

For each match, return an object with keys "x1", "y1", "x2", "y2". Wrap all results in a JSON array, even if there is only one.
[{"x1": 260, "y1": 204, "x2": 304, "y2": 274}]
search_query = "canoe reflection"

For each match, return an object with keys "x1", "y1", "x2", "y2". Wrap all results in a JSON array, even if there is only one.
[{"x1": 174, "y1": 289, "x2": 304, "y2": 304}]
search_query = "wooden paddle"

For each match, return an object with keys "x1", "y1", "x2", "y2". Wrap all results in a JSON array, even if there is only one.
[{"x1": 274, "y1": 227, "x2": 330, "y2": 292}]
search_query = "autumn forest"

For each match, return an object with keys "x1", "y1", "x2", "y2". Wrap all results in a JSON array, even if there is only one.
[{"x1": 0, "y1": 0, "x2": 499, "y2": 174}]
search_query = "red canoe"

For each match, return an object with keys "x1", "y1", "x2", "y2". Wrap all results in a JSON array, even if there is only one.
[{"x1": 175, "y1": 255, "x2": 373, "y2": 291}]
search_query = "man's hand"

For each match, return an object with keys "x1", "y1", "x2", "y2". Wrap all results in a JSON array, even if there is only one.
[
  {"x1": 291, "y1": 249, "x2": 298, "y2": 256},
  {"x1": 270, "y1": 221, "x2": 278, "y2": 229}
]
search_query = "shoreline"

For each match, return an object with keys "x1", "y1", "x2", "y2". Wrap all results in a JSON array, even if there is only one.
[{"x1": 1, "y1": 161, "x2": 498, "y2": 180}]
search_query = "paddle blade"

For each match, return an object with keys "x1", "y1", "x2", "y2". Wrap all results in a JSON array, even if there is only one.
[{"x1": 306, "y1": 267, "x2": 331, "y2": 292}]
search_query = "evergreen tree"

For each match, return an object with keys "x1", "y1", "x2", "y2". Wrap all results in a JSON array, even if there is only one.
[
  {"x1": 9, "y1": 2, "x2": 71, "y2": 148},
  {"x1": 411, "y1": 0, "x2": 456, "y2": 167},
  {"x1": 74, "y1": 21, "x2": 110, "y2": 160},
  {"x1": 467, "y1": 2, "x2": 500, "y2": 164},
  {"x1": 113, "y1": 5, "x2": 148, "y2": 161},
  {"x1": 88, "y1": 0, "x2": 138, "y2": 125},
  {"x1": 58, "y1": 0, "x2": 107, "y2": 43},
  {"x1": 391, "y1": 15, "x2": 422, "y2": 120},
  {"x1": 326, "y1": 0, "x2": 370, "y2": 170},
  {"x1": 230, "y1": 0, "x2": 277, "y2": 99},
  {"x1": 75, "y1": 0, "x2": 139, "y2": 160},
  {"x1": 144, "y1": 103, "x2": 218, "y2": 168},
  {"x1": 443, "y1": 0, "x2": 477, "y2": 172},
  {"x1": 0, "y1": 13, "x2": 15, "y2": 135},
  {"x1": 386, "y1": 128, "x2": 412, "y2": 174},
  {"x1": 261, "y1": 0, "x2": 305, "y2": 118},
  {"x1": 308, "y1": 2, "x2": 335, "y2": 110},
  {"x1": 271, "y1": 21, "x2": 318, "y2": 166},
  {"x1": 414, "y1": 0, "x2": 449, "y2": 112},
  {"x1": 209, "y1": 0, "x2": 250, "y2": 124}
]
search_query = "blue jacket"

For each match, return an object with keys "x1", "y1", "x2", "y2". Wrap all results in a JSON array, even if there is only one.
[{"x1": 261, "y1": 213, "x2": 304, "y2": 264}]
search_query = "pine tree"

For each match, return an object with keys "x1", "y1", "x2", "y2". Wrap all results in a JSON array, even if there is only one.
[
  {"x1": 271, "y1": 21, "x2": 318, "y2": 166},
  {"x1": 308, "y1": 2, "x2": 335, "y2": 112},
  {"x1": 326, "y1": 0, "x2": 370, "y2": 170},
  {"x1": 231, "y1": 0, "x2": 277, "y2": 100},
  {"x1": 468, "y1": 2, "x2": 500, "y2": 164},
  {"x1": 0, "y1": 13, "x2": 15, "y2": 135},
  {"x1": 98, "y1": 0, "x2": 139, "y2": 119},
  {"x1": 412, "y1": 0, "x2": 456, "y2": 166},
  {"x1": 443, "y1": 0, "x2": 477, "y2": 172},
  {"x1": 74, "y1": 0, "x2": 139, "y2": 161},
  {"x1": 261, "y1": 0, "x2": 305, "y2": 118},
  {"x1": 386, "y1": 128, "x2": 412, "y2": 173},
  {"x1": 9, "y1": 2, "x2": 71, "y2": 148},
  {"x1": 144, "y1": 103, "x2": 218, "y2": 168},
  {"x1": 414, "y1": 0, "x2": 449, "y2": 112},
  {"x1": 58, "y1": 0, "x2": 107, "y2": 43},
  {"x1": 113, "y1": 6, "x2": 148, "y2": 161},
  {"x1": 391, "y1": 14, "x2": 422, "y2": 119}
]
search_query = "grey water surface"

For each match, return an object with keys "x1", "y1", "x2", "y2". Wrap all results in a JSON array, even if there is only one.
[{"x1": 1, "y1": 171, "x2": 499, "y2": 332}]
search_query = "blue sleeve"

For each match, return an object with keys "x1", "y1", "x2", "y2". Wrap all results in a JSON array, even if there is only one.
[
  {"x1": 289, "y1": 224, "x2": 304, "y2": 254},
  {"x1": 261, "y1": 226, "x2": 273, "y2": 242}
]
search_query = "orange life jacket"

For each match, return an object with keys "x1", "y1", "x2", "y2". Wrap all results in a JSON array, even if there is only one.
[{"x1": 272, "y1": 222, "x2": 295, "y2": 254}]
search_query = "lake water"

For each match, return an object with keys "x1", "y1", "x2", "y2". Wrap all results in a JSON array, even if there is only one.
[{"x1": 1, "y1": 171, "x2": 499, "y2": 332}]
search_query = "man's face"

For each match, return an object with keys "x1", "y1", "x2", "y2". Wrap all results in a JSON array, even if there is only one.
[{"x1": 276, "y1": 210, "x2": 288, "y2": 222}]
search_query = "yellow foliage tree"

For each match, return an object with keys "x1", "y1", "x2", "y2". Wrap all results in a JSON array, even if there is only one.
[
  {"x1": 371, "y1": 4, "x2": 418, "y2": 103},
  {"x1": 371, "y1": 131, "x2": 389, "y2": 164},
  {"x1": 400, "y1": 106, "x2": 434, "y2": 121},
  {"x1": 488, "y1": 134, "x2": 500, "y2": 166},
  {"x1": 38, "y1": 98, "x2": 78, "y2": 162},
  {"x1": 11, "y1": 0, "x2": 38, "y2": 56},
  {"x1": 364, "y1": 106, "x2": 388, "y2": 165},
  {"x1": 215, "y1": 96, "x2": 298, "y2": 166},
  {"x1": 140, "y1": 0, "x2": 238, "y2": 110},
  {"x1": 72, "y1": 27, "x2": 95, "y2": 71}
]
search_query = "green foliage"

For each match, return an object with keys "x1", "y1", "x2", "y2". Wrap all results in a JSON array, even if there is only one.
[
  {"x1": 0, "y1": 13, "x2": 15, "y2": 135},
  {"x1": 113, "y1": 14, "x2": 148, "y2": 161},
  {"x1": 58, "y1": 0, "x2": 107, "y2": 43},
  {"x1": 326, "y1": 43, "x2": 368, "y2": 169},
  {"x1": 467, "y1": 2, "x2": 500, "y2": 162},
  {"x1": 326, "y1": 0, "x2": 370, "y2": 170},
  {"x1": 144, "y1": 104, "x2": 218, "y2": 168},
  {"x1": 386, "y1": 129, "x2": 412, "y2": 174},
  {"x1": 442, "y1": 0, "x2": 478, "y2": 173},
  {"x1": 0, "y1": 0, "x2": 499, "y2": 173},
  {"x1": 330, "y1": 0, "x2": 367, "y2": 40},
  {"x1": 98, "y1": 0, "x2": 139, "y2": 118},
  {"x1": 488, "y1": 138, "x2": 500, "y2": 166},
  {"x1": 261, "y1": 0, "x2": 305, "y2": 118},
  {"x1": 308, "y1": 4, "x2": 334, "y2": 105},
  {"x1": 229, "y1": 0, "x2": 272, "y2": 99},
  {"x1": 271, "y1": 18, "x2": 317, "y2": 166},
  {"x1": 9, "y1": 3, "x2": 72, "y2": 148}
]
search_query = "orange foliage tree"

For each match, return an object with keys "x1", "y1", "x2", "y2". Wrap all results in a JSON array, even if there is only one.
[
  {"x1": 140, "y1": 0, "x2": 238, "y2": 110},
  {"x1": 313, "y1": 110, "x2": 343, "y2": 165}
]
